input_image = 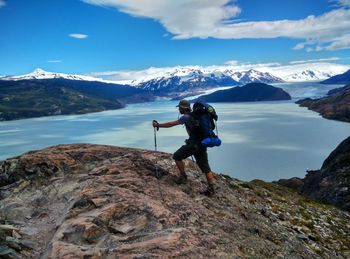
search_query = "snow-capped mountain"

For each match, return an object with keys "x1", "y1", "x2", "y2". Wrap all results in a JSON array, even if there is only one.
[
  {"x1": 0, "y1": 68, "x2": 118, "y2": 84},
  {"x1": 223, "y1": 70, "x2": 244, "y2": 82},
  {"x1": 224, "y1": 69, "x2": 284, "y2": 84},
  {"x1": 284, "y1": 69, "x2": 334, "y2": 82},
  {"x1": 135, "y1": 68, "x2": 284, "y2": 94},
  {"x1": 137, "y1": 69, "x2": 238, "y2": 93}
]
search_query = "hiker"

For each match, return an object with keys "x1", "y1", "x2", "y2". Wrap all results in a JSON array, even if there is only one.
[{"x1": 152, "y1": 99, "x2": 216, "y2": 196}]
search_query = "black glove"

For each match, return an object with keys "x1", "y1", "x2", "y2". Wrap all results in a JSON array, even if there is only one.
[{"x1": 152, "y1": 120, "x2": 159, "y2": 131}]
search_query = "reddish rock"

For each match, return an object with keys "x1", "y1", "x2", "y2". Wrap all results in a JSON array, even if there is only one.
[{"x1": 0, "y1": 144, "x2": 350, "y2": 258}]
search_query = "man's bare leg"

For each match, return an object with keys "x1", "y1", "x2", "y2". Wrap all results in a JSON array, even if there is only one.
[
  {"x1": 175, "y1": 160, "x2": 187, "y2": 184},
  {"x1": 206, "y1": 171, "x2": 215, "y2": 185},
  {"x1": 175, "y1": 160, "x2": 186, "y2": 175}
]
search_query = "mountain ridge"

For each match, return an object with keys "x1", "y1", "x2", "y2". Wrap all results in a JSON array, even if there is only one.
[
  {"x1": 2, "y1": 65, "x2": 349, "y2": 86},
  {"x1": 135, "y1": 68, "x2": 284, "y2": 91},
  {"x1": 0, "y1": 78, "x2": 154, "y2": 121},
  {"x1": 1, "y1": 68, "x2": 118, "y2": 85},
  {"x1": 0, "y1": 67, "x2": 347, "y2": 121},
  {"x1": 320, "y1": 69, "x2": 350, "y2": 84},
  {"x1": 284, "y1": 69, "x2": 334, "y2": 82}
]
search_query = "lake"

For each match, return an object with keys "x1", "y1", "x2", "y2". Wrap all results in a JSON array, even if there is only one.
[{"x1": 0, "y1": 82, "x2": 349, "y2": 181}]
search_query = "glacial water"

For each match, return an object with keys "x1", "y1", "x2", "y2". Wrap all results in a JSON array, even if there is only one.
[{"x1": 0, "y1": 82, "x2": 349, "y2": 181}]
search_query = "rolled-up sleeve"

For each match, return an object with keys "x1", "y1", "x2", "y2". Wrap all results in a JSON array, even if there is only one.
[{"x1": 178, "y1": 114, "x2": 191, "y2": 125}]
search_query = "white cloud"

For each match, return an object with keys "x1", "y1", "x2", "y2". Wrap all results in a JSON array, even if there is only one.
[
  {"x1": 0, "y1": 0, "x2": 5, "y2": 8},
  {"x1": 289, "y1": 57, "x2": 340, "y2": 64},
  {"x1": 315, "y1": 34, "x2": 350, "y2": 51},
  {"x1": 82, "y1": 0, "x2": 350, "y2": 51},
  {"x1": 47, "y1": 60, "x2": 63, "y2": 63},
  {"x1": 335, "y1": 0, "x2": 350, "y2": 7},
  {"x1": 224, "y1": 60, "x2": 239, "y2": 66},
  {"x1": 293, "y1": 43, "x2": 305, "y2": 50},
  {"x1": 257, "y1": 62, "x2": 349, "y2": 78},
  {"x1": 69, "y1": 33, "x2": 88, "y2": 39},
  {"x1": 81, "y1": 0, "x2": 241, "y2": 39}
]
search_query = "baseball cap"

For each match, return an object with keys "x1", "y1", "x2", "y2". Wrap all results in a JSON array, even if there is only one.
[{"x1": 176, "y1": 99, "x2": 191, "y2": 109}]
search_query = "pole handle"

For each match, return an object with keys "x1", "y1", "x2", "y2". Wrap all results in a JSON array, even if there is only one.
[{"x1": 153, "y1": 120, "x2": 159, "y2": 131}]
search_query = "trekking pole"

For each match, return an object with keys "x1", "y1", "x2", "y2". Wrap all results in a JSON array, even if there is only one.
[
  {"x1": 152, "y1": 120, "x2": 159, "y2": 172},
  {"x1": 154, "y1": 127, "x2": 158, "y2": 152},
  {"x1": 152, "y1": 120, "x2": 166, "y2": 204}
]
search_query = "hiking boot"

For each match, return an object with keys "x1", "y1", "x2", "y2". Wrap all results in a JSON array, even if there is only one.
[
  {"x1": 200, "y1": 184, "x2": 215, "y2": 197},
  {"x1": 175, "y1": 173, "x2": 188, "y2": 185}
]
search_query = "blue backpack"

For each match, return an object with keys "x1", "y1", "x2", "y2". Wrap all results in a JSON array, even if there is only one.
[{"x1": 190, "y1": 101, "x2": 221, "y2": 147}]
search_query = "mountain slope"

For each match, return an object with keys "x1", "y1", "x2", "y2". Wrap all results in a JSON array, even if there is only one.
[
  {"x1": 197, "y1": 83, "x2": 291, "y2": 102},
  {"x1": 296, "y1": 84, "x2": 350, "y2": 122},
  {"x1": 320, "y1": 69, "x2": 350, "y2": 84},
  {"x1": 137, "y1": 69, "x2": 239, "y2": 95},
  {"x1": 278, "y1": 136, "x2": 350, "y2": 212},
  {"x1": 1, "y1": 68, "x2": 114, "y2": 84},
  {"x1": 0, "y1": 79, "x2": 153, "y2": 121},
  {"x1": 284, "y1": 70, "x2": 334, "y2": 82},
  {"x1": 303, "y1": 136, "x2": 350, "y2": 211},
  {"x1": 234, "y1": 69, "x2": 284, "y2": 84},
  {"x1": 0, "y1": 144, "x2": 349, "y2": 258}
]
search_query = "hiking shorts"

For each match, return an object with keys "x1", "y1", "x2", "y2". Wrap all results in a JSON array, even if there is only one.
[{"x1": 173, "y1": 143, "x2": 211, "y2": 174}]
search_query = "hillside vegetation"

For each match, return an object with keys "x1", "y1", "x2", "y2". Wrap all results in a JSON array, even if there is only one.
[{"x1": 0, "y1": 79, "x2": 153, "y2": 121}]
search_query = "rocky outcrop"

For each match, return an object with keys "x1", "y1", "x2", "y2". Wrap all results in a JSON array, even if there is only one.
[
  {"x1": 303, "y1": 136, "x2": 350, "y2": 210},
  {"x1": 296, "y1": 85, "x2": 350, "y2": 123},
  {"x1": 1, "y1": 144, "x2": 350, "y2": 258},
  {"x1": 278, "y1": 136, "x2": 350, "y2": 212}
]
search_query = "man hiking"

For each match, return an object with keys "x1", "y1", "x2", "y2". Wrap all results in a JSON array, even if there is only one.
[{"x1": 152, "y1": 99, "x2": 216, "y2": 196}]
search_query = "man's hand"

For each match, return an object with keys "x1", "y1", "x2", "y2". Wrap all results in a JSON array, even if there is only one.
[
  {"x1": 152, "y1": 120, "x2": 179, "y2": 129},
  {"x1": 152, "y1": 120, "x2": 159, "y2": 131}
]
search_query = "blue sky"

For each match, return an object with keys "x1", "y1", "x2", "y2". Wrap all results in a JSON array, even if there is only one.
[{"x1": 0, "y1": 0, "x2": 349, "y2": 76}]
